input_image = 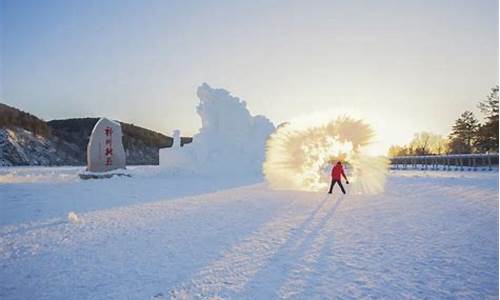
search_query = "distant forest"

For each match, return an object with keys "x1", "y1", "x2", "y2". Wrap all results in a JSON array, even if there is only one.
[
  {"x1": 389, "y1": 86, "x2": 499, "y2": 157},
  {"x1": 0, "y1": 103, "x2": 52, "y2": 137}
]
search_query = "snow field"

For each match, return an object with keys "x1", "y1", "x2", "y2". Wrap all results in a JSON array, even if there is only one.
[{"x1": 0, "y1": 169, "x2": 498, "y2": 299}]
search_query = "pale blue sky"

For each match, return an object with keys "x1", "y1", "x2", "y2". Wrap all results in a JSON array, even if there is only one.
[{"x1": 1, "y1": 0, "x2": 498, "y2": 153}]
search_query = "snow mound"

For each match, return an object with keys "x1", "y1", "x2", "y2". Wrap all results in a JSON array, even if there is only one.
[
  {"x1": 264, "y1": 115, "x2": 388, "y2": 194},
  {"x1": 67, "y1": 211, "x2": 80, "y2": 223},
  {"x1": 160, "y1": 83, "x2": 275, "y2": 175}
]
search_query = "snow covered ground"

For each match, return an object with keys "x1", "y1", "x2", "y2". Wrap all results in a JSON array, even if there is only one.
[{"x1": 0, "y1": 167, "x2": 498, "y2": 299}]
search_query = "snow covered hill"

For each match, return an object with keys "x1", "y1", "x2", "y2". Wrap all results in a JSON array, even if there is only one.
[
  {"x1": 0, "y1": 168, "x2": 498, "y2": 299},
  {"x1": 0, "y1": 128, "x2": 81, "y2": 166}
]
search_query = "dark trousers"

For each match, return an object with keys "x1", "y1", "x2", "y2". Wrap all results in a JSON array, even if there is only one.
[{"x1": 328, "y1": 179, "x2": 345, "y2": 194}]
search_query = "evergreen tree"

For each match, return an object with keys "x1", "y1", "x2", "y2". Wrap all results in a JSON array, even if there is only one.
[
  {"x1": 475, "y1": 86, "x2": 499, "y2": 152},
  {"x1": 448, "y1": 111, "x2": 479, "y2": 154}
]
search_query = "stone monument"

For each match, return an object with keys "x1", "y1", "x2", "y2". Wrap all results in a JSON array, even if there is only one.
[{"x1": 80, "y1": 117, "x2": 127, "y2": 178}]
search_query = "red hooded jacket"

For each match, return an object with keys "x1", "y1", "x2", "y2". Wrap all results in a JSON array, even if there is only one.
[{"x1": 331, "y1": 162, "x2": 346, "y2": 181}]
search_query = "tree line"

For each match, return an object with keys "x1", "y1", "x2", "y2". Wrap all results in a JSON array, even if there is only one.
[
  {"x1": 0, "y1": 103, "x2": 52, "y2": 137},
  {"x1": 388, "y1": 86, "x2": 499, "y2": 157}
]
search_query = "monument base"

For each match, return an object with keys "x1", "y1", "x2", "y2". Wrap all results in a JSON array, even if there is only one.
[{"x1": 78, "y1": 169, "x2": 131, "y2": 180}]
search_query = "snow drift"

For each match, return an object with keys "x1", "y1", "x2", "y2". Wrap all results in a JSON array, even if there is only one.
[
  {"x1": 160, "y1": 83, "x2": 275, "y2": 175},
  {"x1": 263, "y1": 115, "x2": 389, "y2": 194}
]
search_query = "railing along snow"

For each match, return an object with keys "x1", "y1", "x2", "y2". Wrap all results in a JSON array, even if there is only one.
[{"x1": 390, "y1": 153, "x2": 499, "y2": 171}]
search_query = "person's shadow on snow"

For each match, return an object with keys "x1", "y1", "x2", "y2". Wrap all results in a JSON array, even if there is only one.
[{"x1": 242, "y1": 194, "x2": 345, "y2": 297}]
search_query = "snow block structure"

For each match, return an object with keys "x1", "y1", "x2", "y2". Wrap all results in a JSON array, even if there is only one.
[
  {"x1": 159, "y1": 83, "x2": 275, "y2": 176},
  {"x1": 80, "y1": 118, "x2": 128, "y2": 179},
  {"x1": 159, "y1": 130, "x2": 191, "y2": 172}
]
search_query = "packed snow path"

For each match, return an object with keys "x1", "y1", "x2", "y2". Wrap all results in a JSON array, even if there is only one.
[{"x1": 0, "y1": 169, "x2": 498, "y2": 299}]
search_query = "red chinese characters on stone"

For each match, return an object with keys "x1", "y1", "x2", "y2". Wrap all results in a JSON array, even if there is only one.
[
  {"x1": 104, "y1": 126, "x2": 113, "y2": 166},
  {"x1": 105, "y1": 127, "x2": 113, "y2": 136}
]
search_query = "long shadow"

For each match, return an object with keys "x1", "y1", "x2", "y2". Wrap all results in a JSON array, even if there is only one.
[
  {"x1": 241, "y1": 195, "x2": 345, "y2": 298},
  {"x1": 276, "y1": 196, "x2": 345, "y2": 296},
  {"x1": 166, "y1": 193, "x2": 332, "y2": 299},
  {"x1": 293, "y1": 202, "x2": 343, "y2": 298},
  {"x1": 288, "y1": 194, "x2": 330, "y2": 235}
]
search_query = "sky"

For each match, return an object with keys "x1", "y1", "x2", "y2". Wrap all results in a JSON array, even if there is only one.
[{"x1": 1, "y1": 0, "x2": 498, "y2": 154}]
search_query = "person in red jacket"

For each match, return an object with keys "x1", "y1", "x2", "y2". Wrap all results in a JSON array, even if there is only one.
[{"x1": 328, "y1": 161, "x2": 349, "y2": 194}]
